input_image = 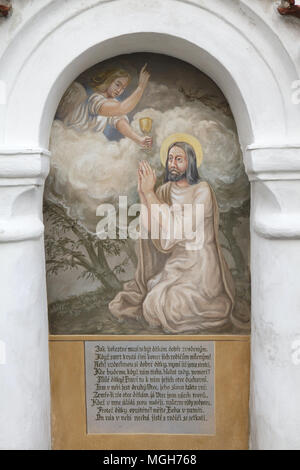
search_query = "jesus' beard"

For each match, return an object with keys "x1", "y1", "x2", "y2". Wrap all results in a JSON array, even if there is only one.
[{"x1": 167, "y1": 170, "x2": 187, "y2": 182}]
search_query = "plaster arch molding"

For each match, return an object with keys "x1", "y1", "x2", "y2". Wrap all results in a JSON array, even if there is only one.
[
  {"x1": 0, "y1": 0, "x2": 300, "y2": 450},
  {"x1": 0, "y1": 0, "x2": 299, "y2": 148}
]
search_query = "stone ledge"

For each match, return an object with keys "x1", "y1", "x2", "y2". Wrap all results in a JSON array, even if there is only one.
[
  {"x1": 2, "y1": 145, "x2": 300, "y2": 183},
  {"x1": 0, "y1": 148, "x2": 50, "y2": 185},
  {"x1": 0, "y1": 215, "x2": 44, "y2": 242},
  {"x1": 254, "y1": 214, "x2": 300, "y2": 240},
  {"x1": 245, "y1": 145, "x2": 300, "y2": 181}
]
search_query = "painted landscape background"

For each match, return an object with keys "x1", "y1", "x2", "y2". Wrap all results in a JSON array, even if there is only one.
[{"x1": 44, "y1": 53, "x2": 251, "y2": 335}]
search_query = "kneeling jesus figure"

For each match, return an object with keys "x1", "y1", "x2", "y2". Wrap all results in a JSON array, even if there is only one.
[{"x1": 109, "y1": 133, "x2": 235, "y2": 333}]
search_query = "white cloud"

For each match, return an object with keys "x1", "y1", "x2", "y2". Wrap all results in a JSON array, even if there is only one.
[{"x1": 47, "y1": 87, "x2": 248, "y2": 229}]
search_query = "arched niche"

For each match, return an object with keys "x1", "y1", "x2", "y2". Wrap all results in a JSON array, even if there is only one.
[{"x1": 0, "y1": 0, "x2": 300, "y2": 450}]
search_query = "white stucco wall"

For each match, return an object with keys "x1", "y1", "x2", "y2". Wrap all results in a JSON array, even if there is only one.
[{"x1": 0, "y1": 0, "x2": 300, "y2": 449}]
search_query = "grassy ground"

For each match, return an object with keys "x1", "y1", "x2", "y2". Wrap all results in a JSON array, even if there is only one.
[{"x1": 48, "y1": 284, "x2": 250, "y2": 336}]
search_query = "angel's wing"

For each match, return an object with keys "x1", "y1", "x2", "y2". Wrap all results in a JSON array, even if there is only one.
[{"x1": 56, "y1": 82, "x2": 87, "y2": 121}]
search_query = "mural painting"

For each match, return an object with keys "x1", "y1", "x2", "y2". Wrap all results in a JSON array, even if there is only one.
[{"x1": 44, "y1": 53, "x2": 251, "y2": 335}]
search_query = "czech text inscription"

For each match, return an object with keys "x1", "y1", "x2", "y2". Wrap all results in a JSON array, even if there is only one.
[{"x1": 85, "y1": 341, "x2": 214, "y2": 434}]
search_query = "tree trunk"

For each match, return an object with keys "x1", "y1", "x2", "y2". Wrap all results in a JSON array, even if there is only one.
[{"x1": 96, "y1": 241, "x2": 122, "y2": 292}]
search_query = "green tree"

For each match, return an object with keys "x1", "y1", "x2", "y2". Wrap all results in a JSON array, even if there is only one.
[{"x1": 44, "y1": 199, "x2": 130, "y2": 293}]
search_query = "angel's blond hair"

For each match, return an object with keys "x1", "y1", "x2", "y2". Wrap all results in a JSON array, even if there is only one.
[{"x1": 90, "y1": 68, "x2": 131, "y2": 92}]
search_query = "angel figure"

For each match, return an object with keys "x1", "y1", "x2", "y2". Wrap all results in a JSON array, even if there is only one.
[{"x1": 56, "y1": 64, "x2": 152, "y2": 149}]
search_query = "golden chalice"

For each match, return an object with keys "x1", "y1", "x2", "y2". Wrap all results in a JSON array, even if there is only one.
[{"x1": 139, "y1": 117, "x2": 153, "y2": 152}]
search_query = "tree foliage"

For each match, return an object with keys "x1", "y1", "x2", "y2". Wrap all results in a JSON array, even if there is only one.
[{"x1": 44, "y1": 199, "x2": 131, "y2": 292}]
